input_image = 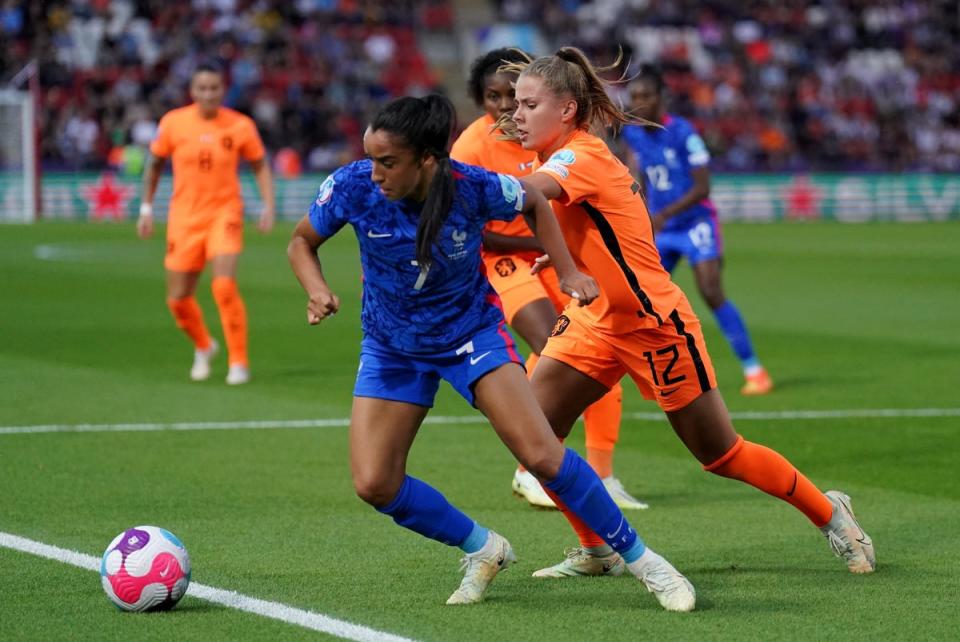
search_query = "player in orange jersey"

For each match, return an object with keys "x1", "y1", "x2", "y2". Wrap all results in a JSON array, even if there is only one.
[
  {"x1": 621, "y1": 65, "x2": 773, "y2": 395},
  {"x1": 498, "y1": 48, "x2": 875, "y2": 579},
  {"x1": 451, "y1": 48, "x2": 647, "y2": 512},
  {"x1": 137, "y1": 62, "x2": 275, "y2": 385}
]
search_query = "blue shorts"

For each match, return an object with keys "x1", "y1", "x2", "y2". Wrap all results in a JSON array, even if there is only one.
[
  {"x1": 656, "y1": 215, "x2": 724, "y2": 273},
  {"x1": 354, "y1": 321, "x2": 524, "y2": 408}
]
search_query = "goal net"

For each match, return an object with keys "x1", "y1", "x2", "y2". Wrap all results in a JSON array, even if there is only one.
[{"x1": 0, "y1": 88, "x2": 38, "y2": 222}]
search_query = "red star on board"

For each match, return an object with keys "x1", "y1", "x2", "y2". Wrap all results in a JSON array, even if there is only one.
[
  {"x1": 82, "y1": 173, "x2": 135, "y2": 221},
  {"x1": 783, "y1": 175, "x2": 823, "y2": 220}
]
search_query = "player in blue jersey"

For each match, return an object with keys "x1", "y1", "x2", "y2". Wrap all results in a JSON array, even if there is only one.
[
  {"x1": 287, "y1": 95, "x2": 696, "y2": 610},
  {"x1": 621, "y1": 65, "x2": 773, "y2": 395}
]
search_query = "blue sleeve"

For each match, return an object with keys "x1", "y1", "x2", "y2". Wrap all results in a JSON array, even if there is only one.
[
  {"x1": 307, "y1": 168, "x2": 353, "y2": 238},
  {"x1": 480, "y1": 170, "x2": 525, "y2": 222}
]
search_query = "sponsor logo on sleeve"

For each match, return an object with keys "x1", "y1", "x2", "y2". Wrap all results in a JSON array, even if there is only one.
[
  {"x1": 541, "y1": 148, "x2": 576, "y2": 179},
  {"x1": 316, "y1": 175, "x2": 335, "y2": 205},
  {"x1": 498, "y1": 174, "x2": 524, "y2": 211}
]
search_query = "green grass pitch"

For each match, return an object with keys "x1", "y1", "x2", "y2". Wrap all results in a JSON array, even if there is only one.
[{"x1": 1, "y1": 220, "x2": 958, "y2": 641}]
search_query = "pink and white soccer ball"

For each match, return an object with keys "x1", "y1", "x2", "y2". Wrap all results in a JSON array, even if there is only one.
[{"x1": 100, "y1": 525, "x2": 191, "y2": 612}]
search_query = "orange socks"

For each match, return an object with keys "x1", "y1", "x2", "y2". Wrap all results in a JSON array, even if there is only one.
[
  {"x1": 167, "y1": 296, "x2": 212, "y2": 350},
  {"x1": 705, "y1": 435, "x2": 833, "y2": 527},
  {"x1": 583, "y1": 381, "x2": 622, "y2": 477},
  {"x1": 211, "y1": 277, "x2": 248, "y2": 367}
]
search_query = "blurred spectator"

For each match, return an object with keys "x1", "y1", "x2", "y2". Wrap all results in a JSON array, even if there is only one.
[{"x1": 494, "y1": 0, "x2": 960, "y2": 172}]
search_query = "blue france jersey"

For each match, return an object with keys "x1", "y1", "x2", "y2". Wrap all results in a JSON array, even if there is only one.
[
  {"x1": 621, "y1": 114, "x2": 716, "y2": 232},
  {"x1": 308, "y1": 159, "x2": 525, "y2": 354}
]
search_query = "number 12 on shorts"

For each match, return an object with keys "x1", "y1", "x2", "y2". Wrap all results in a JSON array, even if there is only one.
[{"x1": 642, "y1": 345, "x2": 686, "y2": 386}]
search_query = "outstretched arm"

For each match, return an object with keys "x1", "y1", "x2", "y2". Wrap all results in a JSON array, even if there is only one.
[
  {"x1": 482, "y1": 230, "x2": 543, "y2": 254},
  {"x1": 517, "y1": 177, "x2": 599, "y2": 305},
  {"x1": 287, "y1": 216, "x2": 340, "y2": 324}
]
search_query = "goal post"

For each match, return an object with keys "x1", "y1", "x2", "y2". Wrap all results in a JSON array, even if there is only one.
[{"x1": 1, "y1": 61, "x2": 39, "y2": 223}]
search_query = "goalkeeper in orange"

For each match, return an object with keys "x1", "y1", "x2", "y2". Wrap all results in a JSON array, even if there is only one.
[{"x1": 137, "y1": 62, "x2": 275, "y2": 385}]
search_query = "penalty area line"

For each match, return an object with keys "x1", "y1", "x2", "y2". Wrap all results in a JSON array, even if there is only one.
[
  {"x1": 0, "y1": 531, "x2": 418, "y2": 642},
  {"x1": 1, "y1": 408, "x2": 959, "y2": 435}
]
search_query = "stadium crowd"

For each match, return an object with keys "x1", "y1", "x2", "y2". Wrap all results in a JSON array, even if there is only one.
[
  {"x1": 0, "y1": 0, "x2": 450, "y2": 172},
  {"x1": 2, "y1": 0, "x2": 959, "y2": 172},
  {"x1": 495, "y1": 0, "x2": 960, "y2": 171}
]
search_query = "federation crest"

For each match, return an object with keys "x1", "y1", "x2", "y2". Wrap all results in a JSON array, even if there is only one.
[
  {"x1": 494, "y1": 258, "x2": 517, "y2": 277},
  {"x1": 550, "y1": 314, "x2": 570, "y2": 337}
]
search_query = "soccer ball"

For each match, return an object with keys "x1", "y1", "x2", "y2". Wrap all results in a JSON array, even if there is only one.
[{"x1": 100, "y1": 525, "x2": 192, "y2": 612}]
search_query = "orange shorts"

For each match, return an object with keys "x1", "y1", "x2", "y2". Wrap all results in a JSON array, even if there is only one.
[
  {"x1": 541, "y1": 293, "x2": 717, "y2": 411},
  {"x1": 164, "y1": 214, "x2": 243, "y2": 272},
  {"x1": 483, "y1": 252, "x2": 567, "y2": 323}
]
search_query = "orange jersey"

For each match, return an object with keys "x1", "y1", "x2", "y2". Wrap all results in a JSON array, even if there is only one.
[
  {"x1": 151, "y1": 104, "x2": 265, "y2": 222},
  {"x1": 451, "y1": 114, "x2": 537, "y2": 239},
  {"x1": 534, "y1": 129, "x2": 682, "y2": 333}
]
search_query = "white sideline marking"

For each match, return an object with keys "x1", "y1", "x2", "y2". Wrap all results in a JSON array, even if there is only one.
[
  {"x1": 0, "y1": 531, "x2": 417, "y2": 642},
  {"x1": 1, "y1": 408, "x2": 958, "y2": 436}
]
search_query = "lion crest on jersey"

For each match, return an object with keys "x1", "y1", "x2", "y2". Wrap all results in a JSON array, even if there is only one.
[
  {"x1": 494, "y1": 258, "x2": 517, "y2": 277},
  {"x1": 550, "y1": 314, "x2": 570, "y2": 337}
]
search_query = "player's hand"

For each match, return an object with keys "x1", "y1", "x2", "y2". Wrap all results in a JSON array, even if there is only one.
[
  {"x1": 258, "y1": 205, "x2": 275, "y2": 234},
  {"x1": 559, "y1": 271, "x2": 599, "y2": 306},
  {"x1": 531, "y1": 253, "x2": 552, "y2": 275},
  {"x1": 306, "y1": 289, "x2": 340, "y2": 325},
  {"x1": 136, "y1": 211, "x2": 154, "y2": 239}
]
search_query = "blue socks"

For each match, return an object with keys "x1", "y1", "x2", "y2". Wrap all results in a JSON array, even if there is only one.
[
  {"x1": 460, "y1": 522, "x2": 490, "y2": 554},
  {"x1": 544, "y1": 449, "x2": 647, "y2": 563},
  {"x1": 377, "y1": 456, "x2": 650, "y2": 563},
  {"x1": 713, "y1": 300, "x2": 758, "y2": 368},
  {"x1": 377, "y1": 475, "x2": 476, "y2": 548}
]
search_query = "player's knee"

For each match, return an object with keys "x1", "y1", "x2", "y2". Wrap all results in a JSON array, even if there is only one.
[
  {"x1": 352, "y1": 472, "x2": 398, "y2": 507},
  {"x1": 701, "y1": 287, "x2": 725, "y2": 310},
  {"x1": 521, "y1": 450, "x2": 562, "y2": 481}
]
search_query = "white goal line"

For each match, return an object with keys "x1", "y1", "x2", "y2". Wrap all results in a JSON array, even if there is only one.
[
  {"x1": 1, "y1": 408, "x2": 958, "y2": 436},
  {"x1": 0, "y1": 531, "x2": 418, "y2": 642}
]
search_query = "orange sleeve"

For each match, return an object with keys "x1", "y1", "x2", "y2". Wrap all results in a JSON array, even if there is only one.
[
  {"x1": 150, "y1": 113, "x2": 174, "y2": 158},
  {"x1": 535, "y1": 144, "x2": 599, "y2": 205},
  {"x1": 239, "y1": 117, "x2": 266, "y2": 162}
]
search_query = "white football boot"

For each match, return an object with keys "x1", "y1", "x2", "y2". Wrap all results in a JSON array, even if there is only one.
[
  {"x1": 511, "y1": 468, "x2": 557, "y2": 509},
  {"x1": 190, "y1": 339, "x2": 219, "y2": 381},
  {"x1": 602, "y1": 476, "x2": 650, "y2": 510},
  {"x1": 446, "y1": 531, "x2": 517, "y2": 605},
  {"x1": 820, "y1": 490, "x2": 876, "y2": 574},
  {"x1": 629, "y1": 548, "x2": 696, "y2": 612},
  {"x1": 226, "y1": 363, "x2": 250, "y2": 386},
  {"x1": 532, "y1": 547, "x2": 625, "y2": 578}
]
